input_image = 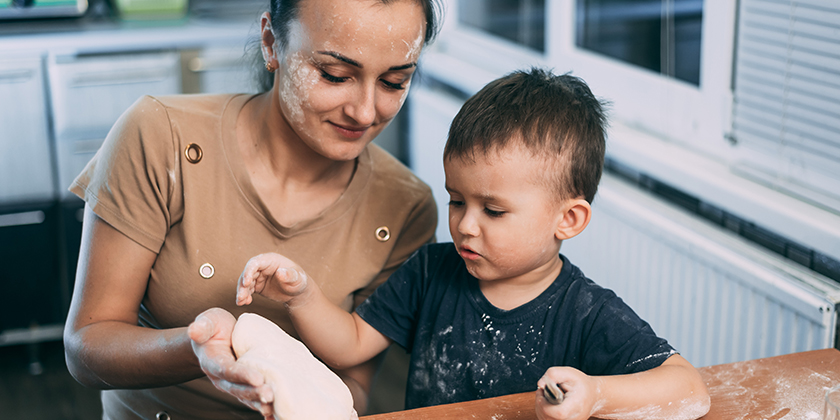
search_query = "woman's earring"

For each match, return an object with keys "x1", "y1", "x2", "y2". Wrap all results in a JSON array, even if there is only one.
[{"x1": 265, "y1": 61, "x2": 275, "y2": 73}]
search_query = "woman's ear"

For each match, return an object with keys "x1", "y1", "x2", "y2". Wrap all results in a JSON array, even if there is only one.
[
  {"x1": 260, "y1": 12, "x2": 279, "y2": 70},
  {"x1": 555, "y1": 198, "x2": 592, "y2": 241}
]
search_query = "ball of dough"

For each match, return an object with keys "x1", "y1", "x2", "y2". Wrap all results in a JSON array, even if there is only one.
[{"x1": 232, "y1": 313, "x2": 357, "y2": 420}]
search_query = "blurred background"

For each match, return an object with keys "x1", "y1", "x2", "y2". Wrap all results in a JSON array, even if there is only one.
[{"x1": 1, "y1": 0, "x2": 839, "y2": 418}]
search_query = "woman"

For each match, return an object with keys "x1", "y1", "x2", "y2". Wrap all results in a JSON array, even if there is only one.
[{"x1": 63, "y1": 0, "x2": 441, "y2": 418}]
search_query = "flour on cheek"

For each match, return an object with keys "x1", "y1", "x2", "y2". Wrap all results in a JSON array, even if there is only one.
[{"x1": 280, "y1": 51, "x2": 319, "y2": 132}]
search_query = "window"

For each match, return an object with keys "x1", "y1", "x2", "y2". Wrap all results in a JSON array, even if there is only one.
[
  {"x1": 438, "y1": 0, "x2": 733, "y2": 157},
  {"x1": 576, "y1": 0, "x2": 703, "y2": 86},
  {"x1": 458, "y1": 0, "x2": 546, "y2": 52},
  {"x1": 423, "y1": 0, "x2": 840, "y2": 270}
]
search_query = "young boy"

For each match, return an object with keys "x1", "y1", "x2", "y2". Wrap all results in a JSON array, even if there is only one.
[{"x1": 235, "y1": 68, "x2": 710, "y2": 420}]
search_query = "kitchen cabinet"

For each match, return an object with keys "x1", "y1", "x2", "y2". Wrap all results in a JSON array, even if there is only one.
[
  {"x1": 0, "y1": 203, "x2": 65, "y2": 335},
  {"x1": 0, "y1": 20, "x2": 253, "y2": 347},
  {"x1": 0, "y1": 55, "x2": 65, "y2": 345},
  {"x1": 49, "y1": 50, "x2": 183, "y2": 200},
  {"x1": 183, "y1": 44, "x2": 258, "y2": 94},
  {"x1": 0, "y1": 55, "x2": 55, "y2": 204}
]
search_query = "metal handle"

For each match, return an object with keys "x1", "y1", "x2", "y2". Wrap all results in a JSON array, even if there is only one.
[
  {"x1": 0, "y1": 211, "x2": 45, "y2": 228},
  {"x1": 543, "y1": 382, "x2": 564, "y2": 405},
  {"x1": 0, "y1": 69, "x2": 35, "y2": 84},
  {"x1": 69, "y1": 68, "x2": 172, "y2": 87}
]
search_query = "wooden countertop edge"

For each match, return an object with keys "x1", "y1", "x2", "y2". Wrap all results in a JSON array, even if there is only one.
[{"x1": 361, "y1": 348, "x2": 840, "y2": 419}]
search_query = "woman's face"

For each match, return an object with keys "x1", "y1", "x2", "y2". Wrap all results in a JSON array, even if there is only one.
[{"x1": 270, "y1": 0, "x2": 426, "y2": 162}]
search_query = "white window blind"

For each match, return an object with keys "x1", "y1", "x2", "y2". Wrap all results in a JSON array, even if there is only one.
[{"x1": 732, "y1": 0, "x2": 840, "y2": 212}]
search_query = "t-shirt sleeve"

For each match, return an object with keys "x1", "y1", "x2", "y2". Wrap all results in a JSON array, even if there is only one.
[
  {"x1": 353, "y1": 189, "x2": 437, "y2": 308},
  {"x1": 355, "y1": 245, "x2": 431, "y2": 350},
  {"x1": 69, "y1": 95, "x2": 178, "y2": 253},
  {"x1": 579, "y1": 293, "x2": 676, "y2": 376}
]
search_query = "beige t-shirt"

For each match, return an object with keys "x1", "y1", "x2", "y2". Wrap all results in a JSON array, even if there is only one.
[{"x1": 70, "y1": 93, "x2": 437, "y2": 420}]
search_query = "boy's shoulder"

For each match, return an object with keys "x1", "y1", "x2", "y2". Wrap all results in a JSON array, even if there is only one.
[{"x1": 556, "y1": 254, "x2": 621, "y2": 307}]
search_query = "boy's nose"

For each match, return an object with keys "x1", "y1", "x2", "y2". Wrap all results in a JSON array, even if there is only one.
[{"x1": 456, "y1": 212, "x2": 480, "y2": 237}]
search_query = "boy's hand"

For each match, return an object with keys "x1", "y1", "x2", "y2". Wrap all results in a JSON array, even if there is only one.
[
  {"x1": 535, "y1": 367, "x2": 601, "y2": 420},
  {"x1": 236, "y1": 253, "x2": 311, "y2": 307}
]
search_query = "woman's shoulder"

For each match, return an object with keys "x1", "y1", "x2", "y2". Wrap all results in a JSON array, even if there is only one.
[
  {"x1": 137, "y1": 93, "x2": 247, "y2": 120},
  {"x1": 107, "y1": 93, "x2": 247, "y2": 157}
]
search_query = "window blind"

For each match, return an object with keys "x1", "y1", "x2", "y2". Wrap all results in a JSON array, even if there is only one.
[{"x1": 732, "y1": 0, "x2": 840, "y2": 210}]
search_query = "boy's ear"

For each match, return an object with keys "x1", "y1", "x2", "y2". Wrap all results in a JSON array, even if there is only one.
[{"x1": 555, "y1": 198, "x2": 592, "y2": 241}]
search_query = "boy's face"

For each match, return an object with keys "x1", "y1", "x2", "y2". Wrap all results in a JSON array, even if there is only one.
[{"x1": 444, "y1": 143, "x2": 567, "y2": 285}]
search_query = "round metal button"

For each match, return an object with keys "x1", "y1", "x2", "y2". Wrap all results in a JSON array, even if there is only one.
[
  {"x1": 199, "y1": 263, "x2": 215, "y2": 279},
  {"x1": 184, "y1": 143, "x2": 203, "y2": 164},
  {"x1": 375, "y1": 226, "x2": 391, "y2": 242},
  {"x1": 156, "y1": 412, "x2": 170, "y2": 420}
]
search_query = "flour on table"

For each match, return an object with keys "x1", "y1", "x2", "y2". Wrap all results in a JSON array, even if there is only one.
[{"x1": 232, "y1": 313, "x2": 357, "y2": 420}]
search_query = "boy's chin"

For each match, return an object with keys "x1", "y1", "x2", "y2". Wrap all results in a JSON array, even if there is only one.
[
  {"x1": 463, "y1": 261, "x2": 483, "y2": 279},
  {"x1": 463, "y1": 262, "x2": 496, "y2": 282}
]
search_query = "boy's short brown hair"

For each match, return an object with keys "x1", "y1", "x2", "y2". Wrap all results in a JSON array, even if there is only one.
[{"x1": 444, "y1": 68, "x2": 608, "y2": 203}]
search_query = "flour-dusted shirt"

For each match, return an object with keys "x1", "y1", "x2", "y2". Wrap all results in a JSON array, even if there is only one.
[
  {"x1": 70, "y1": 94, "x2": 437, "y2": 419},
  {"x1": 356, "y1": 243, "x2": 676, "y2": 409}
]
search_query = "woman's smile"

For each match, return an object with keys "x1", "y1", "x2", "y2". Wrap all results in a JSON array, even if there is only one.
[{"x1": 330, "y1": 121, "x2": 370, "y2": 139}]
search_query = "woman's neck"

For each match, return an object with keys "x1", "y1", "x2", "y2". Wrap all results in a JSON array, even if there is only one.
[
  {"x1": 240, "y1": 91, "x2": 356, "y2": 188},
  {"x1": 237, "y1": 91, "x2": 357, "y2": 226}
]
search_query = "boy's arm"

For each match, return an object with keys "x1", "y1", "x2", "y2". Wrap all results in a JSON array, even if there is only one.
[
  {"x1": 536, "y1": 354, "x2": 710, "y2": 420},
  {"x1": 236, "y1": 253, "x2": 393, "y2": 369}
]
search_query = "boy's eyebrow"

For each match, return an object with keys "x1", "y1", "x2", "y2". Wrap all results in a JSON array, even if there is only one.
[
  {"x1": 477, "y1": 192, "x2": 500, "y2": 201},
  {"x1": 316, "y1": 51, "x2": 416, "y2": 71},
  {"x1": 445, "y1": 184, "x2": 500, "y2": 202}
]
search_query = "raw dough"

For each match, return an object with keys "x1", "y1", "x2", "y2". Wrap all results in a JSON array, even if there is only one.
[{"x1": 232, "y1": 313, "x2": 357, "y2": 420}]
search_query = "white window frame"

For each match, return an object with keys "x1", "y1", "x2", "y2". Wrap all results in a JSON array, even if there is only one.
[
  {"x1": 438, "y1": 0, "x2": 737, "y2": 159},
  {"x1": 422, "y1": 0, "x2": 840, "y2": 262},
  {"x1": 552, "y1": 1, "x2": 736, "y2": 159}
]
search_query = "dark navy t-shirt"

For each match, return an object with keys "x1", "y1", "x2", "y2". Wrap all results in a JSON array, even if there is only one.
[{"x1": 355, "y1": 243, "x2": 675, "y2": 409}]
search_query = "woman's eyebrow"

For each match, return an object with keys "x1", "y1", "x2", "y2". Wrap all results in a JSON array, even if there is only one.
[
  {"x1": 389, "y1": 63, "x2": 417, "y2": 71},
  {"x1": 316, "y1": 51, "x2": 416, "y2": 71}
]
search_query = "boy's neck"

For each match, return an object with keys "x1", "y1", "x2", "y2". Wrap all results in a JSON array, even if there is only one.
[{"x1": 478, "y1": 257, "x2": 564, "y2": 311}]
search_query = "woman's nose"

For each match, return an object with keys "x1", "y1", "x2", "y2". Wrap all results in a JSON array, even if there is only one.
[{"x1": 345, "y1": 82, "x2": 376, "y2": 126}]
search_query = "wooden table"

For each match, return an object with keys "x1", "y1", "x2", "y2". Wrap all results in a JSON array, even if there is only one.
[{"x1": 362, "y1": 348, "x2": 840, "y2": 419}]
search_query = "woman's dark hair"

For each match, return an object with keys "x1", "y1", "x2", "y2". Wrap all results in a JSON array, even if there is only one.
[
  {"x1": 444, "y1": 68, "x2": 609, "y2": 204},
  {"x1": 250, "y1": 0, "x2": 442, "y2": 92}
]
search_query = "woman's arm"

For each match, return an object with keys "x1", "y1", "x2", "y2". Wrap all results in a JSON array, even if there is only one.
[
  {"x1": 63, "y1": 207, "x2": 200, "y2": 388},
  {"x1": 64, "y1": 208, "x2": 271, "y2": 415},
  {"x1": 535, "y1": 354, "x2": 710, "y2": 420}
]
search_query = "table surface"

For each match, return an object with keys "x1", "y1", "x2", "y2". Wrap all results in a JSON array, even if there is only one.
[{"x1": 362, "y1": 348, "x2": 840, "y2": 420}]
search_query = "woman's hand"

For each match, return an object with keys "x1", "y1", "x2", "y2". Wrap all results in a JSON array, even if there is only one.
[
  {"x1": 236, "y1": 253, "x2": 312, "y2": 307},
  {"x1": 188, "y1": 307, "x2": 275, "y2": 417},
  {"x1": 535, "y1": 367, "x2": 601, "y2": 420}
]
